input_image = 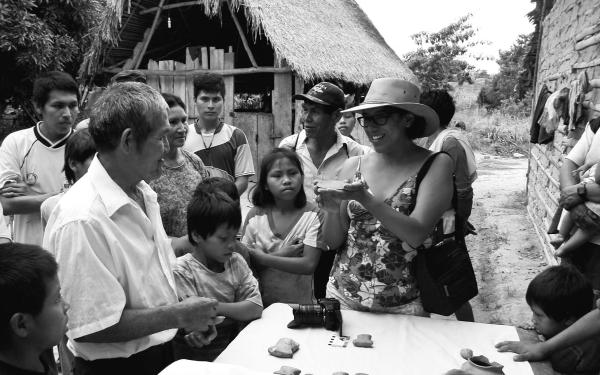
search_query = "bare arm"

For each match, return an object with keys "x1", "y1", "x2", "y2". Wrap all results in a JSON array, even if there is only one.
[
  {"x1": 76, "y1": 296, "x2": 217, "y2": 343},
  {"x1": 217, "y1": 301, "x2": 262, "y2": 321},
  {"x1": 0, "y1": 193, "x2": 56, "y2": 215},
  {"x1": 235, "y1": 175, "x2": 249, "y2": 195},
  {"x1": 496, "y1": 308, "x2": 600, "y2": 362},
  {"x1": 560, "y1": 158, "x2": 579, "y2": 188},
  {"x1": 251, "y1": 245, "x2": 321, "y2": 275}
]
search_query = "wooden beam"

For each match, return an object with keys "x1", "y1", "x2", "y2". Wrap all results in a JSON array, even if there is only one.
[
  {"x1": 140, "y1": 0, "x2": 201, "y2": 15},
  {"x1": 575, "y1": 33, "x2": 600, "y2": 51},
  {"x1": 104, "y1": 66, "x2": 292, "y2": 76},
  {"x1": 226, "y1": 0, "x2": 258, "y2": 68},
  {"x1": 133, "y1": 0, "x2": 165, "y2": 69},
  {"x1": 575, "y1": 23, "x2": 600, "y2": 42},
  {"x1": 573, "y1": 58, "x2": 600, "y2": 70}
]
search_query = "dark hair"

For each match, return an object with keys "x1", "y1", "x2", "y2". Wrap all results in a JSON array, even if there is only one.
[
  {"x1": 187, "y1": 184, "x2": 241, "y2": 243},
  {"x1": 420, "y1": 90, "x2": 456, "y2": 128},
  {"x1": 0, "y1": 243, "x2": 58, "y2": 349},
  {"x1": 90, "y1": 82, "x2": 167, "y2": 152},
  {"x1": 32, "y1": 71, "x2": 79, "y2": 109},
  {"x1": 201, "y1": 177, "x2": 239, "y2": 203},
  {"x1": 390, "y1": 108, "x2": 427, "y2": 139},
  {"x1": 110, "y1": 70, "x2": 147, "y2": 84},
  {"x1": 193, "y1": 73, "x2": 225, "y2": 99},
  {"x1": 64, "y1": 129, "x2": 96, "y2": 184},
  {"x1": 252, "y1": 148, "x2": 307, "y2": 209},
  {"x1": 161, "y1": 92, "x2": 186, "y2": 112},
  {"x1": 526, "y1": 265, "x2": 593, "y2": 322}
]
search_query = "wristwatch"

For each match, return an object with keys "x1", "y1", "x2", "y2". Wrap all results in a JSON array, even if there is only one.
[{"x1": 577, "y1": 182, "x2": 588, "y2": 198}]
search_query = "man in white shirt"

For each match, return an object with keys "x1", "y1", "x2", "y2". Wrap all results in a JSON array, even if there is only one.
[
  {"x1": 43, "y1": 82, "x2": 217, "y2": 374},
  {"x1": 559, "y1": 117, "x2": 600, "y2": 290},
  {"x1": 0, "y1": 71, "x2": 77, "y2": 245},
  {"x1": 279, "y1": 82, "x2": 366, "y2": 299}
]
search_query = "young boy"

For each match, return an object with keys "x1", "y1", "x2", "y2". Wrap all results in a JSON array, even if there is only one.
[
  {"x1": 172, "y1": 184, "x2": 262, "y2": 361},
  {"x1": 183, "y1": 73, "x2": 254, "y2": 195},
  {"x1": 523, "y1": 265, "x2": 600, "y2": 374},
  {"x1": 0, "y1": 243, "x2": 68, "y2": 374}
]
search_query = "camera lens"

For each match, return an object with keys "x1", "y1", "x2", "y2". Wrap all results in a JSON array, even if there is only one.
[{"x1": 292, "y1": 304, "x2": 324, "y2": 325}]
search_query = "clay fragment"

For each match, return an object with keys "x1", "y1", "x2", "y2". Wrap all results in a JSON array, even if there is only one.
[
  {"x1": 332, "y1": 373, "x2": 349, "y2": 375},
  {"x1": 352, "y1": 334, "x2": 373, "y2": 348},
  {"x1": 274, "y1": 365, "x2": 301, "y2": 375},
  {"x1": 268, "y1": 338, "x2": 300, "y2": 358},
  {"x1": 460, "y1": 348, "x2": 473, "y2": 360}
]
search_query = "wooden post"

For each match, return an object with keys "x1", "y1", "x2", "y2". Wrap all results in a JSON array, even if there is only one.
[
  {"x1": 173, "y1": 62, "x2": 187, "y2": 108},
  {"x1": 185, "y1": 48, "x2": 197, "y2": 118},
  {"x1": 146, "y1": 59, "x2": 160, "y2": 90},
  {"x1": 223, "y1": 50, "x2": 235, "y2": 125},
  {"x1": 133, "y1": 0, "x2": 166, "y2": 69},
  {"x1": 209, "y1": 47, "x2": 217, "y2": 69},
  {"x1": 293, "y1": 74, "x2": 304, "y2": 134},
  {"x1": 158, "y1": 60, "x2": 174, "y2": 93},
  {"x1": 226, "y1": 0, "x2": 258, "y2": 68},
  {"x1": 201, "y1": 47, "x2": 209, "y2": 69},
  {"x1": 273, "y1": 59, "x2": 293, "y2": 145}
]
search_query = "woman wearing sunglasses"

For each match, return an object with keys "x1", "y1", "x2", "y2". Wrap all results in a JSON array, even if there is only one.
[{"x1": 315, "y1": 78, "x2": 454, "y2": 316}]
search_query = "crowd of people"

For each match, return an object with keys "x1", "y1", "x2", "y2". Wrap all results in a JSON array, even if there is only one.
[{"x1": 0, "y1": 69, "x2": 599, "y2": 375}]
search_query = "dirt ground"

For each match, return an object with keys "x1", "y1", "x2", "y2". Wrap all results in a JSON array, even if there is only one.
[{"x1": 457, "y1": 153, "x2": 548, "y2": 327}]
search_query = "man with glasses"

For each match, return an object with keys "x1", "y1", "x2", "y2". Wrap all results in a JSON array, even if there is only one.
[
  {"x1": 0, "y1": 71, "x2": 78, "y2": 245},
  {"x1": 279, "y1": 82, "x2": 366, "y2": 299}
]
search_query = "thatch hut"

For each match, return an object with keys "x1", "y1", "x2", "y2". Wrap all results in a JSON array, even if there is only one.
[{"x1": 80, "y1": 0, "x2": 414, "y2": 166}]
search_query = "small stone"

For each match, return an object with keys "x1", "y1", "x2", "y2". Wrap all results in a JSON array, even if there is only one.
[
  {"x1": 353, "y1": 334, "x2": 373, "y2": 348},
  {"x1": 274, "y1": 366, "x2": 301, "y2": 375},
  {"x1": 269, "y1": 338, "x2": 300, "y2": 358},
  {"x1": 460, "y1": 348, "x2": 473, "y2": 360}
]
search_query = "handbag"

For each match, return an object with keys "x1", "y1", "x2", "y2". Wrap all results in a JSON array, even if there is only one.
[{"x1": 410, "y1": 152, "x2": 478, "y2": 316}]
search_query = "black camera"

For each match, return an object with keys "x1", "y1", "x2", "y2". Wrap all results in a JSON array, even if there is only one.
[{"x1": 287, "y1": 298, "x2": 342, "y2": 332}]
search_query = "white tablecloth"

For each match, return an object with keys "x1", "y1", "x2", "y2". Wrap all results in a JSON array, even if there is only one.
[{"x1": 161, "y1": 303, "x2": 534, "y2": 375}]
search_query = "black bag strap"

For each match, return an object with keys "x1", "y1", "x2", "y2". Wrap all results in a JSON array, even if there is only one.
[{"x1": 408, "y1": 152, "x2": 463, "y2": 244}]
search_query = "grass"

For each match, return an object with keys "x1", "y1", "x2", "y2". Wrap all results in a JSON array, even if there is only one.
[{"x1": 449, "y1": 80, "x2": 531, "y2": 157}]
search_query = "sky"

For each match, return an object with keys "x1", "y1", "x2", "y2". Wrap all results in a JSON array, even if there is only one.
[{"x1": 355, "y1": 0, "x2": 536, "y2": 74}]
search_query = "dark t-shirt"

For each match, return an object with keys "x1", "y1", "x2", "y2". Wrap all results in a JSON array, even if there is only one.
[
  {"x1": 0, "y1": 350, "x2": 57, "y2": 375},
  {"x1": 550, "y1": 335, "x2": 600, "y2": 375}
]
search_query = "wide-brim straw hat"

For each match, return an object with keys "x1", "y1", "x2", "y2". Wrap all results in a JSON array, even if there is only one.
[{"x1": 342, "y1": 78, "x2": 440, "y2": 137}]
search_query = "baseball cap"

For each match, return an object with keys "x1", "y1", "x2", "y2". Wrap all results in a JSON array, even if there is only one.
[
  {"x1": 293, "y1": 82, "x2": 345, "y2": 109},
  {"x1": 110, "y1": 70, "x2": 147, "y2": 84}
]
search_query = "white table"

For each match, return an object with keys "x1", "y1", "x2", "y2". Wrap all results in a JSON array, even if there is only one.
[{"x1": 211, "y1": 303, "x2": 534, "y2": 375}]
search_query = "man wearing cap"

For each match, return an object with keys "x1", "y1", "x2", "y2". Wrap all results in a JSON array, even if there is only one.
[{"x1": 279, "y1": 82, "x2": 366, "y2": 299}]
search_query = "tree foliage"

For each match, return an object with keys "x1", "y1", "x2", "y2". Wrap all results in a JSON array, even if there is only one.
[
  {"x1": 404, "y1": 14, "x2": 483, "y2": 91},
  {"x1": 0, "y1": 0, "x2": 99, "y2": 115},
  {"x1": 477, "y1": 34, "x2": 533, "y2": 114}
]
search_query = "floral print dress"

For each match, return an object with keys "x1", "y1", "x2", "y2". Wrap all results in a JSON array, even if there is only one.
[{"x1": 328, "y1": 157, "x2": 452, "y2": 314}]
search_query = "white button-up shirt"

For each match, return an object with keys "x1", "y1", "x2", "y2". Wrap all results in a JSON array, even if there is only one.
[{"x1": 43, "y1": 156, "x2": 178, "y2": 360}]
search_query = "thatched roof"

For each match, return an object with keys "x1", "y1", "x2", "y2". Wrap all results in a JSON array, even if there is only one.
[{"x1": 80, "y1": 0, "x2": 416, "y2": 85}]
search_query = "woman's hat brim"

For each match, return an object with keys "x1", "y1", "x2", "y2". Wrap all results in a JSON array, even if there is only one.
[{"x1": 341, "y1": 102, "x2": 440, "y2": 137}]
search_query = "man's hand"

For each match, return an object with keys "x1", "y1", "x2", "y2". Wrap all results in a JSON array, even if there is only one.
[
  {"x1": 171, "y1": 235, "x2": 193, "y2": 257},
  {"x1": 495, "y1": 341, "x2": 549, "y2": 362},
  {"x1": 176, "y1": 296, "x2": 218, "y2": 332},
  {"x1": 560, "y1": 184, "x2": 584, "y2": 210},
  {"x1": 184, "y1": 325, "x2": 218, "y2": 348}
]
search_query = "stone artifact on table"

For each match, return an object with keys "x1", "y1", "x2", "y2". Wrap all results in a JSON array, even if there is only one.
[
  {"x1": 268, "y1": 338, "x2": 300, "y2": 358},
  {"x1": 274, "y1": 365, "x2": 301, "y2": 375},
  {"x1": 444, "y1": 348, "x2": 505, "y2": 375},
  {"x1": 352, "y1": 334, "x2": 373, "y2": 348}
]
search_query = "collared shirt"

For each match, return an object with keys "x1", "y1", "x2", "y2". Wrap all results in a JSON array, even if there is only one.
[
  {"x1": 0, "y1": 122, "x2": 70, "y2": 245},
  {"x1": 279, "y1": 130, "x2": 366, "y2": 203},
  {"x1": 566, "y1": 122, "x2": 600, "y2": 245},
  {"x1": 43, "y1": 156, "x2": 178, "y2": 361}
]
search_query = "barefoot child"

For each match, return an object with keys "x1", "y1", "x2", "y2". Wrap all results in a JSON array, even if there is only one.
[
  {"x1": 0, "y1": 243, "x2": 68, "y2": 375},
  {"x1": 172, "y1": 184, "x2": 262, "y2": 361},
  {"x1": 498, "y1": 265, "x2": 600, "y2": 374},
  {"x1": 242, "y1": 148, "x2": 327, "y2": 306},
  {"x1": 552, "y1": 160, "x2": 600, "y2": 257}
]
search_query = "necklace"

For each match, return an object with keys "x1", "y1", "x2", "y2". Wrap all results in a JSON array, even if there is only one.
[{"x1": 200, "y1": 130, "x2": 215, "y2": 150}]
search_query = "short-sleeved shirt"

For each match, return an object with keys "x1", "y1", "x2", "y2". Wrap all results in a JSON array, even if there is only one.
[
  {"x1": 173, "y1": 252, "x2": 262, "y2": 306},
  {"x1": 241, "y1": 203, "x2": 327, "y2": 305},
  {"x1": 183, "y1": 122, "x2": 254, "y2": 182},
  {"x1": 43, "y1": 156, "x2": 178, "y2": 361},
  {"x1": 149, "y1": 150, "x2": 209, "y2": 237},
  {"x1": 550, "y1": 334, "x2": 600, "y2": 375},
  {"x1": 0, "y1": 123, "x2": 70, "y2": 245},
  {"x1": 0, "y1": 204, "x2": 11, "y2": 241},
  {"x1": 566, "y1": 123, "x2": 600, "y2": 244}
]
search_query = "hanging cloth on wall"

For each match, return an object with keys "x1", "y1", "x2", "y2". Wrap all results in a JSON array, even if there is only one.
[{"x1": 530, "y1": 84, "x2": 554, "y2": 144}]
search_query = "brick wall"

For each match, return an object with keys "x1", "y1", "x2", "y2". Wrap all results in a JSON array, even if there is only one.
[{"x1": 527, "y1": 0, "x2": 600, "y2": 264}]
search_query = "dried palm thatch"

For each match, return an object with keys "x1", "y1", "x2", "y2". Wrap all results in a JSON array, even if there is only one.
[{"x1": 80, "y1": 0, "x2": 416, "y2": 85}]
